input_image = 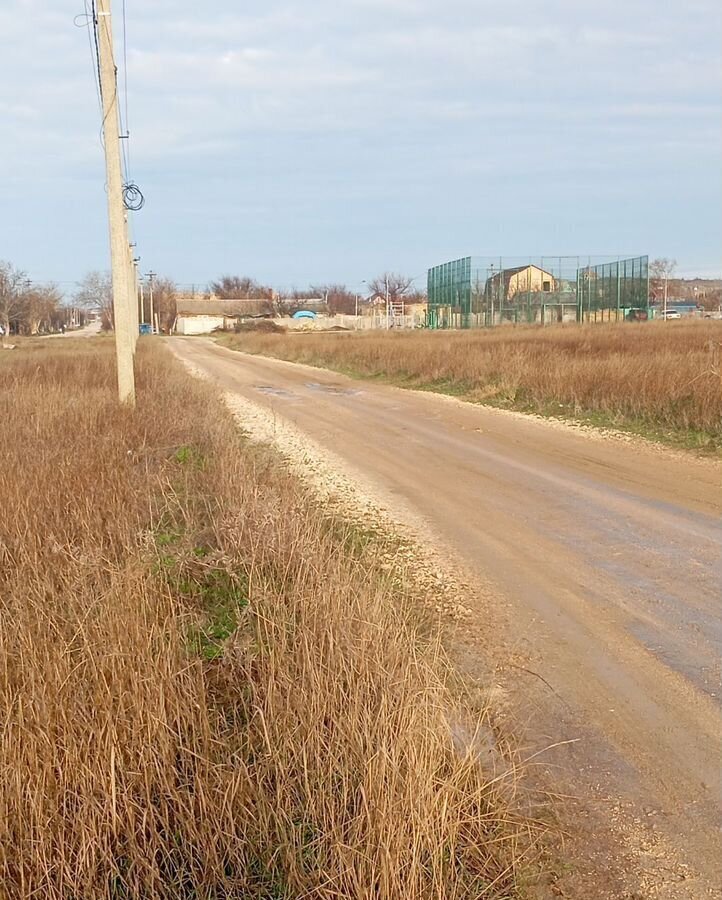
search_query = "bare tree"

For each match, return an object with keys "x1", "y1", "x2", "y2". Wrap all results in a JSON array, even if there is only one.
[
  {"x1": 209, "y1": 275, "x2": 273, "y2": 299},
  {"x1": 649, "y1": 258, "x2": 677, "y2": 303},
  {"x1": 309, "y1": 284, "x2": 356, "y2": 315},
  {"x1": 367, "y1": 273, "x2": 415, "y2": 302},
  {"x1": 75, "y1": 271, "x2": 113, "y2": 330},
  {"x1": 0, "y1": 260, "x2": 28, "y2": 341},
  {"x1": 147, "y1": 277, "x2": 177, "y2": 333},
  {"x1": 21, "y1": 284, "x2": 63, "y2": 335}
]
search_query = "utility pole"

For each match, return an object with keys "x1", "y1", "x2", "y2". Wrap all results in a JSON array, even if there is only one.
[
  {"x1": 96, "y1": 0, "x2": 135, "y2": 404},
  {"x1": 385, "y1": 274, "x2": 390, "y2": 329},
  {"x1": 146, "y1": 271, "x2": 156, "y2": 333},
  {"x1": 663, "y1": 271, "x2": 668, "y2": 319},
  {"x1": 138, "y1": 275, "x2": 145, "y2": 324},
  {"x1": 128, "y1": 243, "x2": 138, "y2": 349},
  {"x1": 132, "y1": 256, "x2": 142, "y2": 325}
]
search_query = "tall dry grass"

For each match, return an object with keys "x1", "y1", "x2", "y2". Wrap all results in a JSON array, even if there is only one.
[
  {"x1": 225, "y1": 321, "x2": 722, "y2": 447},
  {"x1": 0, "y1": 340, "x2": 530, "y2": 898}
]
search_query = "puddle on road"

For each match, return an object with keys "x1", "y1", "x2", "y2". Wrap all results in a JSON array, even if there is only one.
[
  {"x1": 305, "y1": 381, "x2": 361, "y2": 396},
  {"x1": 254, "y1": 385, "x2": 296, "y2": 399}
]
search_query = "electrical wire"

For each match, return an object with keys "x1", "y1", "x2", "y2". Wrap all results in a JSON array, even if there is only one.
[
  {"x1": 92, "y1": 2, "x2": 130, "y2": 183},
  {"x1": 75, "y1": 2, "x2": 102, "y2": 115},
  {"x1": 122, "y1": 182, "x2": 145, "y2": 211},
  {"x1": 78, "y1": 2, "x2": 146, "y2": 212},
  {"x1": 120, "y1": 0, "x2": 130, "y2": 178},
  {"x1": 89, "y1": 0, "x2": 104, "y2": 106}
]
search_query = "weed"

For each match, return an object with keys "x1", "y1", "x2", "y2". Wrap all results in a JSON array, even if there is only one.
[
  {"x1": 174, "y1": 444, "x2": 205, "y2": 467},
  {"x1": 0, "y1": 339, "x2": 532, "y2": 898}
]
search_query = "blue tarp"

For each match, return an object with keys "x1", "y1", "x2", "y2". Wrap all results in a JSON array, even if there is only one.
[{"x1": 291, "y1": 310, "x2": 317, "y2": 319}]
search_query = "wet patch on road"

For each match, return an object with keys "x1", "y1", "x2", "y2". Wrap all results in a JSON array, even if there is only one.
[
  {"x1": 254, "y1": 384, "x2": 297, "y2": 399},
  {"x1": 305, "y1": 381, "x2": 362, "y2": 396}
]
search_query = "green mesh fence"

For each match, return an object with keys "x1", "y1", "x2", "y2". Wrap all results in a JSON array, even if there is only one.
[{"x1": 427, "y1": 256, "x2": 649, "y2": 328}]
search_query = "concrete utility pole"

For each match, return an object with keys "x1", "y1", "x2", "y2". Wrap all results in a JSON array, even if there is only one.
[
  {"x1": 127, "y1": 241, "x2": 138, "y2": 349},
  {"x1": 132, "y1": 256, "x2": 142, "y2": 326},
  {"x1": 96, "y1": 0, "x2": 135, "y2": 403},
  {"x1": 137, "y1": 270, "x2": 144, "y2": 324},
  {"x1": 146, "y1": 271, "x2": 156, "y2": 333}
]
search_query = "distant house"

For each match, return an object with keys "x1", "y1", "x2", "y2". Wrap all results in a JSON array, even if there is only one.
[
  {"x1": 174, "y1": 298, "x2": 273, "y2": 334},
  {"x1": 484, "y1": 265, "x2": 557, "y2": 302},
  {"x1": 358, "y1": 293, "x2": 385, "y2": 317}
]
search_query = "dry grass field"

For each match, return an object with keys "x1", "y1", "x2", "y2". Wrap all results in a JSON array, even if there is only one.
[
  {"x1": 0, "y1": 340, "x2": 533, "y2": 898},
  {"x1": 224, "y1": 321, "x2": 722, "y2": 450}
]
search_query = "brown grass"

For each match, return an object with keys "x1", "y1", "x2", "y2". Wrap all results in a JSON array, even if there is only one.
[
  {"x1": 0, "y1": 340, "x2": 533, "y2": 898},
  {"x1": 223, "y1": 321, "x2": 722, "y2": 449}
]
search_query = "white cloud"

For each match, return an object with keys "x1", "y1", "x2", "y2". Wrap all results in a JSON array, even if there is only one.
[{"x1": 0, "y1": 0, "x2": 720, "y2": 282}]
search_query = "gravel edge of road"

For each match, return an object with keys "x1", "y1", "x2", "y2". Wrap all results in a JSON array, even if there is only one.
[{"x1": 183, "y1": 357, "x2": 481, "y2": 625}]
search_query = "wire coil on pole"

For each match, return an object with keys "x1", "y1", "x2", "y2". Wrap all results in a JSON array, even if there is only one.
[{"x1": 122, "y1": 182, "x2": 145, "y2": 211}]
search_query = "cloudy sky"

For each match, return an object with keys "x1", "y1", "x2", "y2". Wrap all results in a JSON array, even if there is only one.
[{"x1": 1, "y1": 0, "x2": 720, "y2": 294}]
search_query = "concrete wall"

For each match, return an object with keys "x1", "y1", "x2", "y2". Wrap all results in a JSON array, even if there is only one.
[
  {"x1": 176, "y1": 314, "x2": 225, "y2": 335},
  {"x1": 273, "y1": 314, "x2": 422, "y2": 331}
]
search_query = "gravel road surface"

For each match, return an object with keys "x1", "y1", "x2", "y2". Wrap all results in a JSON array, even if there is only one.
[{"x1": 170, "y1": 337, "x2": 722, "y2": 898}]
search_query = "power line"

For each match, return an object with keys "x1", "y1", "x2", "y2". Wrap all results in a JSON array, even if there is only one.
[
  {"x1": 120, "y1": 0, "x2": 130, "y2": 178},
  {"x1": 75, "y1": 2, "x2": 102, "y2": 116},
  {"x1": 90, "y1": 0, "x2": 104, "y2": 106}
]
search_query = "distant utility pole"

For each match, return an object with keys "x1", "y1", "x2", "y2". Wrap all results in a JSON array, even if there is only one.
[
  {"x1": 132, "y1": 256, "x2": 142, "y2": 324},
  {"x1": 96, "y1": 0, "x2": 135, "y2": 404},
  {"x1": 146, "y1": 271, "x2": 156, "y2": 333},
  {"x1": 138, "y1": 274, "x2": 144, "y2": 324},
  {"x1": 128, "y1": 245, "x2": 138, "y2": 349},
  {"x1": 385, "y1": 275, "x2": 390, "y2": 329}
]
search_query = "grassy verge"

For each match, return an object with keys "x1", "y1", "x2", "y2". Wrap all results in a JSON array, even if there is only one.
[
  {"x1": 218, "y1": 321, "x2": 722, "y2": 452},
  {"x1": 0, "y1": 339, "x2": 534, "y2": 898}
]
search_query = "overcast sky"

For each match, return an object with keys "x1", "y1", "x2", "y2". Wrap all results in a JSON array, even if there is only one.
[{"x1": 1, "y1": 0, "x2": 720, "y2": 294}]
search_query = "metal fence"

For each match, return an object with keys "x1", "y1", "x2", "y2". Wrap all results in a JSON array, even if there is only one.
[{"x1": 427, "y1": 255, "x2": 649, "y2": 328}]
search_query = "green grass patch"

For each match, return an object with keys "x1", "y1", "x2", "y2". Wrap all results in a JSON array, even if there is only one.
[
  {"x1": 173, "y1": 444, "x2": 205, "y2": 468},
  {"x1": 186, "y1": 570, "x2": 250, "y2": 661}
]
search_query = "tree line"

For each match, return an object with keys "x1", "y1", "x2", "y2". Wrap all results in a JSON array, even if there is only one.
[
  {"x1": 69, "y1": 270, "x2": 427, "y2": 333},
  {"x1": 0, "y1": 260, "x2": 75, "y2": 338},
  {"x1": 207, "y1": 273, "x2": 426, "y2": 315}
]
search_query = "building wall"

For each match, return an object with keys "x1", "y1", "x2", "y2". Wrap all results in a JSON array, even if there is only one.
[
  {"x1": 176, "y1": 314, "x2": 225, "y2": 335},
  {"x1": 508, "y1": 266, "x2": 556, "y2": 297}
]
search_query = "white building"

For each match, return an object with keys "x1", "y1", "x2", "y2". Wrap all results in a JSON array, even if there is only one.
[{"x1": 174, "y1": 298, "x2": 273, "y2": 334}]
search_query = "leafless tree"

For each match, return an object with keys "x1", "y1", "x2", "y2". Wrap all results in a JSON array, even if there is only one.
[
  {"x1": 0, "y1": 260, "x2": 28, "y2": 341},
  {"x1": 367, "y1": 273, "x2": 415, "y2": 302},
  {"x1": 75, "y1": 271, "x2": 113, "y2": 329},
  {"x1": 21, "y1": 284, "x2": 64, "y2": 335},
  {"x1": 209, "y1": 275, "x2": 273, "y2": 300},
  {"x1": 649, "y1": 258, "x2": 677, "y2": 302},
  {"x1": 147, "y1": 277, "x2": 177, "y2": 333},
  {"x1": 309, "y1": 284, "x2": 356, "y2": 315}
]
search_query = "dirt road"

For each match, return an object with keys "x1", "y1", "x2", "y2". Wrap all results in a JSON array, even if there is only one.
[{"x1": 171, "y1": 337, "x2": 722, "y2": 897}]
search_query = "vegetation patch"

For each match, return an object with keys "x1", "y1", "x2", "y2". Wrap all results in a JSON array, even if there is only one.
[{"x1": 0, "y1": 339, "x2": 535, "y2": 898}]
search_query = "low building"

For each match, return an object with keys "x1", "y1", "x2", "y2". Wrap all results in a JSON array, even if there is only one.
[
  {"x1": 484, "y1": 265, "x2": 556, "y2": 301},
  {"x1": 174, "y1": 298, "x2": 273, "y2": 334}
]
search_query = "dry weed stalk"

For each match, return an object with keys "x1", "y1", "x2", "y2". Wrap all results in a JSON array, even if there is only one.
[{"x1": 0, "y1": 341, "x2": 530, "y2": 898}]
